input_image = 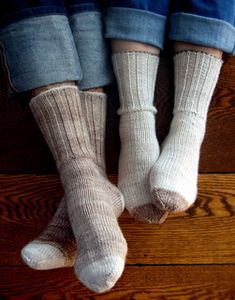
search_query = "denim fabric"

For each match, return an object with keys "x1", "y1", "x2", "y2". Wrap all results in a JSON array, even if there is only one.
[
  {"x1": 0, "y1": 15, "x2": 81, "y2": 92},
  {"x1": 170, "y1": 0, "x2": 235, "y2": 25},
  {"x1": 104, "y1": 0, "x2": 235, "y2": 54},
  {"x1": 105, "y1": 7, "x2": 167, "y2": 49},
  {"x1": 0, "y1": 1, "x2": 114, "y2": 92},
  {"x1": 0, "y1": 0, "x2": 104, "y2": 28},
  {"x1": 69, "y1": 11, "x2": 114, "y2": 90},
  {"x1": 105, "y1": 0, "x2": 170, "y2": 16},
  {"x1": 66, "y1": 0, "x2": 103, "y2": 15},
  {"x1": 169, "y1": 0, "x2": 235, "y2": 54},
  {"x1": 169, "y1": 13, "x2": 235, "y2": 54},
  {"x1": 0, "y1": 0, "x2": 67, "y2": 28},
  {"x1": 0, "y1": 0, "x2": 234, "y2": 93}
]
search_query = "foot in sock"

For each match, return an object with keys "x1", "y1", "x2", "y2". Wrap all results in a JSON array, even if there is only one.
[
  {"x1": 112, "y1": 51, "x2": 168, "y2": 223},
  {"x1": 150, "y1": 51, "x2": 223, "y2": 212},
  {"x1": 64, "y1": 158, "x2": 127, "y2": 293},
  {"x1": 27, "y1": 87, "x2": 127, "y2": 293},
  {"x1": 21, "y1": 91, "x2": 108, "y2": 270},
  {"x1": 21, "y1": 197, "x2": 76, "y2": 269}
]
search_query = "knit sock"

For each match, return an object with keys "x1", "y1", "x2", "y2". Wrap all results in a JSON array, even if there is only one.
[
  {"x1": 112, "y1": 51, "x2": 168, "y2": 223},
  {"x1": 21, "y1": 196, "x2": 75, "y2": 269},
  {"x1": 21, "y1": 91, "x2": 108, "y2": 270},
  {"x1": 27, "y1": 86, "x2": 127, "y2": 293},
  {"x1": 150, "y1": 51, "x2": 223, "y2": 212}
]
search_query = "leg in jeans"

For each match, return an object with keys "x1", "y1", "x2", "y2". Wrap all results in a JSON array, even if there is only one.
[
  {"x1": 21, "y1": 1, "x2": 108, "y2": 271},
  {"x1": 105, "y1": 0, "x2": 170, "y2": 223},
  {"x1": 150, "y1": 0, "x2": 235, "y2": 213},
  {"x1": 18, "y1": 1, "x2": 127, "y2": 293},
  {"x1": 0, "y1": 0, "x2": 83, "y2": 272},
  {"x1": 22, "y1": 2, "x2": 111, "y2": 274}
]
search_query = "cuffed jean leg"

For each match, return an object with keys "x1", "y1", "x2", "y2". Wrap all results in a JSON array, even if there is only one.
[
  {"x1": 66, "y1": 1, "x2": 114, "y2": 90},
  {"x1": 0, "y1": 14, "x2": 82, "y2": 92},
  {"x1": 104, "y1": 0, "x2": 170, "y2": 50},
  {"x1": 69, "y1": 11, "x2": 114, "y2": 90},
  {"x1": 169, "y1": 0, "x2": 235, "y2": 54}
]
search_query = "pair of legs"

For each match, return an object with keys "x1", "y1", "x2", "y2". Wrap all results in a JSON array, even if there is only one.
[
  {"x1": 21, "y1": 40, "x2": 223, "y2": 291},
  {"x1": 1, "y1": 0, "x2": 234, "y2": 294}
]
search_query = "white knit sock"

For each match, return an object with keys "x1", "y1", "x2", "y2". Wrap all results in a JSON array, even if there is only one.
[
  {"x1": 112, "y1": 51, "x2": 168, "y2": 223},
  {"x1": 150, "y1": 51, "x2": 223, "y2": 212}
]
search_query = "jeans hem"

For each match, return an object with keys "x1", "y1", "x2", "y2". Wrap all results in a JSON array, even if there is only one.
[
  {"x1": 0, "y1": 15, "x2": 81, "y2": 92},
  {"x1": 0, "y1": 6, "x2": 67, "y2": 29},
  {"x1": 105, "y1": 7, "x2": 167, "y2": 49},
  {"x1": 69, "y1": 11, "x2": 114, "y2": 91},
  {"x1": 169, "y1": 13, "x2": 235, "y2": 55},
  {"x1": 67, "y1": 3, "x2": 102, "y2": 16}
]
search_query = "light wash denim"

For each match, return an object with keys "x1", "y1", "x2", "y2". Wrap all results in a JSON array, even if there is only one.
[
  {"x1": 0, "y1": 0, "x2": 234, "y2": 93},
  {"x1": 0, "y1": 15, "x2": 81, "y2": 93},
  {"x1": 69, "y1": 11, "x2": 114, "y2": 90},
  {"x1": 169, "y1": 13, "x2": 235, "y2": 54},
  {"x1": 104, "y1": 8, "x2": 167, "y2": 50},
  {"x1": 104, "y1": 1, "x2": 235, "y2": 54}
]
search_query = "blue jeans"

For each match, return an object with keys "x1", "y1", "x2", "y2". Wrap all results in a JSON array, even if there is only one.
[{"x1": 0, "y1": 0, "x2": 234, "y2": 93}]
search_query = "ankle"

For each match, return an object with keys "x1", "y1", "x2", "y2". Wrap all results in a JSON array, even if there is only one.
[{"x1": 30, "y1": 81, "x2": 76, "y2": 98}]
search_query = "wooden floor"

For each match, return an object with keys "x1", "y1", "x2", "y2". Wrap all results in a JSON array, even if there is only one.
[{"x1": 0, "y1": 53, "x2": 235, "y2": 299}]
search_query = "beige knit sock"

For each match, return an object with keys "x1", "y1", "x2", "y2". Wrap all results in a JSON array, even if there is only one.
[
  {"x1": 21, "y1": 197, "x2": 75, "y2": 269},
  {"x1": 112, "y1": 51, "x2": 168, "y2": 224},
  {"x1": 27, "y1": 86, "x2": 127, "y2": 293},
  {"x1": 21, "y1": 91, "x2": 108, "y2": 270},
  {"x1": 150, "y1": 51, "x2": 223, "y2": 212}
]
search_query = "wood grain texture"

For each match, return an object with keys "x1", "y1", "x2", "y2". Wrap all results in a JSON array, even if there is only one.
[
  {"x1": 0, "y1": 54, "x2": 234, "y2": 174},
  {"x1": 0, "y1": 265, "x2": 235, "y2": 299},
  {"x1": 200, "y1": 57, "x2": 235, "y2": 172},
  {"x1": 0, "y1": 174, "x2": 234, "y2": 267}
]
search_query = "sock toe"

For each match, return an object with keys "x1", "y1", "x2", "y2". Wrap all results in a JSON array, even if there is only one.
[
  {"x1": 122, "y1": 183, "x2": 166, "y2": 223},
  {"x1": 21, "y1": 242, "x2": 67, "y2": 270},
  {"x1": 132, "y1": 203, "x2": 169, "y2": 224},
  {"x1": 152, "y1": 188, "x2": 190, "y2": 212},
  {"x1": 77, "y1": 255, "x2": 125, "y2": 293}
]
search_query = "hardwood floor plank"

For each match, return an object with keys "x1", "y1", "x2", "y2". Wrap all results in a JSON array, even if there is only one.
[
  {"x1": 0, "y1": 265, "x2": 235, "y2": 299},
  {"x1": 200, "y1": 83, "x2": 235, "y2": 172},
  {"x1": 0, "y1": 174, "x2": 234, "y2": 266}
]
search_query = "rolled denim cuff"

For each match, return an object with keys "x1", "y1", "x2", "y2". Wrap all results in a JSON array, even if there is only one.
[
  {"x1": 69, "y1": 11, "x2": 114, "y2": 90},
  {"x1": 0, "y1": 6, "x2": 67, "y2": 29},
  {"x1": 169, "y1": 13, "x2": 235, "y2": 55},
  {"x1": 66, "y1": 2, "x2": 102, "y2": 15},
  {"x1": 105, "y1": 7, "x2": 167, "y2": 49},
  {"x1": 0, "y1": 15, "x2": 82, "y2": 92}
]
